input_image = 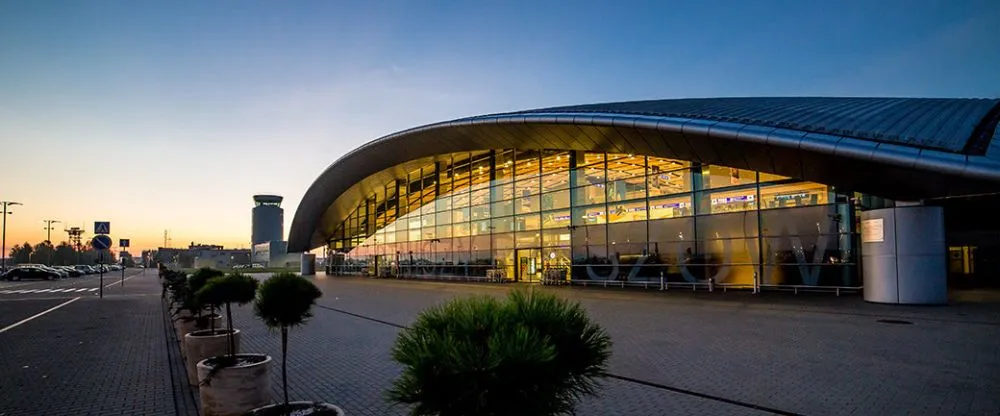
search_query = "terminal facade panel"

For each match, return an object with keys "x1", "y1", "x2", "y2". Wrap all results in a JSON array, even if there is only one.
[{"x1": 326, "y1": 150, "x2": 865, "y2": 288}]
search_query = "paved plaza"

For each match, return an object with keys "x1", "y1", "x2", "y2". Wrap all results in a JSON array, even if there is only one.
[{"x1": 1, "y1": 271, "x2": 999, "y2": 415}]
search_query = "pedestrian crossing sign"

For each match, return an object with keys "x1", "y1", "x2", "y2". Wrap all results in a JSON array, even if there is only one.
[{"x1": 94, "y1": 221, "x2": 111, "y2": 235}]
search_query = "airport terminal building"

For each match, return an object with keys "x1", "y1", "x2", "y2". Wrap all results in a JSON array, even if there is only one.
[{"x1": 289, "y1": 97, "x2": 1000, "y2": 303}]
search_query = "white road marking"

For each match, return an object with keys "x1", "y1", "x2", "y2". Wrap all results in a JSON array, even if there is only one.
[
  {"x1": 0, "y1": 297, "x2": 81, "y2": 334},
  {"x1": 0, "y1": 288, "x2": 100, "y2": 294},
  {"x1": 102, "y1": 274, "x2": 140, "y2": 288}
]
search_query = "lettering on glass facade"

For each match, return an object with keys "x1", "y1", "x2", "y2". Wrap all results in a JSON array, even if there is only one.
[{"x1": 327, "y1": 151, "x2": 860, "y2": 288}]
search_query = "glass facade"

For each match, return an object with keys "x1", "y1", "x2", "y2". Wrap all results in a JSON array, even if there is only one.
[{"x1": 327, "y1": 150, "x2": 859, "y2": 287}]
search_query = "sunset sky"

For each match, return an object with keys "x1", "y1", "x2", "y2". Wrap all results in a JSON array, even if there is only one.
[{"x1": 1, "y1": 0, "x2": 998, "y2": 254}]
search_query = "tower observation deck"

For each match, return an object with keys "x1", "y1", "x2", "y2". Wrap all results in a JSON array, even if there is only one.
[{"x1": 252, "y1": 195, "x2": 284, "y2": 246}]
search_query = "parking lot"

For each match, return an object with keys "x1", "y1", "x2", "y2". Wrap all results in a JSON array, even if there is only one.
[{"x1": 0, "y1": 266, "x2": 144, "y2": 300}]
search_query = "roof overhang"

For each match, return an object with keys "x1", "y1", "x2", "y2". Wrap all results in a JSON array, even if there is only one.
[{"x1": 289, "y1": 112, "x2": 1000, "y2": 252}]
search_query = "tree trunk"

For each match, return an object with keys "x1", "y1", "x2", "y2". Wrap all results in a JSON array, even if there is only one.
[
  {"x1": 282, "y1": 326, "x2": 289, "y2": 412},
  {"x1": 226, "y1": 302, "x2": 235, "y2": 359}
]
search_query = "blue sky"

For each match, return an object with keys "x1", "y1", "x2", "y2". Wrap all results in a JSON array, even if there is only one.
[{"x1": 0, "y1": 0, "x2": 997, "y2": 251}]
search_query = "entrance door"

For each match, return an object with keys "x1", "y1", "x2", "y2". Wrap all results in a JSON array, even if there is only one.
[{"x1": 516, "y1": 248, "x2": 542, "y2": 282}]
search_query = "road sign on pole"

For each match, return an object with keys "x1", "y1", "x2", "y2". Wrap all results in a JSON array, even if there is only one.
[
  {"x1": 119, "y1": 239, "x2": 130, "y2": 248},
  {"x1": 91, "y1": 235, "x2": 112, "y2": 251},
  {"x1": 94, "y1": 221, "x2": 111, "y2": 235}
]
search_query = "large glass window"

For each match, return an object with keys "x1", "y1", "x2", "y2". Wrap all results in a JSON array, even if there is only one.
[
  {"x1": 760, "y1": 182, "x2": 828, "y2": 209},
  {"x1": 701, "y1": 165, "x2": 756, "y2": 190},
  {"x1": 334, "y1": 149, "x2": 855, "y2": 287}
]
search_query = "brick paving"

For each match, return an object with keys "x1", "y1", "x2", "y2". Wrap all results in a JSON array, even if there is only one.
[
  {"x1": 0, "y1": 271, "x2": 190, "y2": 416},
  {"x1": 228, "y1": 274, "x2": 1000, "y2": 416}
]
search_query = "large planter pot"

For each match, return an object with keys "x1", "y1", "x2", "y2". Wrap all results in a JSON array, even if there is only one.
[
  {"x1": 184, "y1": 329, "x2": 241, "y2": 387},
  {"x1": 175, "y1": 313, "x2": 224, "y2": 345},
  {"x1": 197, "y1": 353, "x2": 272, "y2": 416},
  {"x1": 246, "y1": 401, "x2": 345, "y2": 415}
]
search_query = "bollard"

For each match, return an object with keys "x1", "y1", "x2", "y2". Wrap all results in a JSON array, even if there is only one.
[
  {"x1": 752, "y1": 271, "x2": 759, "y2": 294},
  {"x1": 709, "y1": 277, "x2": 714, "y2": 293},
  {"x1": 659, "y1": 271, "x2": 665, "y2": 291}
]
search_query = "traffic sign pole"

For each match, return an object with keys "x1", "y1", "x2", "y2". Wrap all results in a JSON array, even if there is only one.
[{"x1": 99, "y1": 251, "x2": 104, "y2": 299}]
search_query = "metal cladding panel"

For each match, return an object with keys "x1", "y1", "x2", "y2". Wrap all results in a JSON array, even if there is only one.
[
  {"x1": 290, "y1": 97, "x2": 1000, "y2": 251},
  {"x1": 708, "y1": 122, "x2": 752, "y2": 170},
  {"x1": 681, "y1": 119, "x2": 721, "y2": 163},
  {"x1": 736, "y1": 125, "x2": 778, "y2": 175},
  {"x1": 517, "y1": 97, "x2": 1000, "y2": 154}
]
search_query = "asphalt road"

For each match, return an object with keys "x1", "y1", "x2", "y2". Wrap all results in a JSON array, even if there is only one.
[{"x1": 0, "y1": 268, "x2": 146, "y2": 301}]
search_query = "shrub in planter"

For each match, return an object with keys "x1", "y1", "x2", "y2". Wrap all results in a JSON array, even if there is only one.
[
  {"x1": 195, "y1": 273, "x2": 270, "y2": 416},
  {"x1": 182, "y1": 268, "x2": 238, "y2": 386},
  {"x1": 387, "y1": 289, "x2": 612, "y2": 416},
  {"x1": 173, "y1": 268, "x2": 225, "y2": 346},
  {"x1": 245, "y1": 272, "x2": 343, "y2": 416}
]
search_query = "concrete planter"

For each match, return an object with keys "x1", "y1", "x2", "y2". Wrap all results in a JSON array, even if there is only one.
[
  {"x1": 246, "y1": 401, "x2": 345, "y2": 416},
  {"x1": 175, "y1": 313, "x2": 223, "y2": 346},
  {"x1": 197, "y1": 353, "x2": 271, "y2": 416},
  {"x1": 184, "y1": 329, "x2": 240, "y2": 387}
]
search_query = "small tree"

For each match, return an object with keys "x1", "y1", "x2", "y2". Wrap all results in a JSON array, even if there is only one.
[
  {"x1": 387, "y1": 289, "x2": 612, "y2": 416},
  {"x1": 195, "y1": 272, "x2": 258, "y2": 361},
  {"x1": 189, "y1": 267, "x2": 224, "y2": 330},
  {"x1": 254, "y1": 272, "x2": 322, "y2": 412}
]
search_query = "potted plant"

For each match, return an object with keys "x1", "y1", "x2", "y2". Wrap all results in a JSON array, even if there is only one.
[
  {"x1": 387, "y1": 289, "x2": 613, "y2": 416},
  {"x1": 183, "y1": 268, "x2": 237, "y2": 387},
  {"x1": 175, "y1": 268, "x2": 225, "y2": 342},
  {"x1": 195, "y1": 272, "x2": 271, "y2": 416},
  {"x1": 246, "y1": 272, "x2": 342, "y2": 415}
]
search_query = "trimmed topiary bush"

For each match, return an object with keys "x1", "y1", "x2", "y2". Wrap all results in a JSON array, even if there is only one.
[
  {"x1": 387, "y1": 289, "x2": 612, "y2": 416},
  {"x1": 253, "y1": 272, "x2": 323, "y2": 412},
  {"x1": 195, "y1": 272, "x2": 258, "y2": 362}
]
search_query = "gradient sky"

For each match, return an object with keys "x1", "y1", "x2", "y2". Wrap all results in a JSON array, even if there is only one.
[{"x1": 1, "y1": 0, "x2": 998, "y2": 254}]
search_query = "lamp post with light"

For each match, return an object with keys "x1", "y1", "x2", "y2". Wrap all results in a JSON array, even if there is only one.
[{"x1": 2, "y1": 201, "x2": 23, "y2": 272}]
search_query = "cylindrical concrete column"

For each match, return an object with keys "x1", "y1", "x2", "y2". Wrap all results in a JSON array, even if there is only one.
[
  {"x1": 861, "y1": 205, "x2": 947, "y2": 305},
  {"x1": 300, "y1": 253, "x2": 316, "y2": 276}
]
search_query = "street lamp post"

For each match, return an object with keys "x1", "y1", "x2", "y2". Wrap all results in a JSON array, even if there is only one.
[
  {"x1": 42, "y1": 219, "x2": 60, "y2": 265},
  {"x1": 1, "y1": 201, "x2": 23, "y2": 272}
]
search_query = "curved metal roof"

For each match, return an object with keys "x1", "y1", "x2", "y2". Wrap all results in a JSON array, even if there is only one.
[{"x1": 289, "y1": 97, "x2": 1000, "y2": 252}]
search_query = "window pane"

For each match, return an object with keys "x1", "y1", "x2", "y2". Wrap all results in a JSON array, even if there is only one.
[
  {"x1": 540, "y1": 171, "x2": 571, "y2": 191},
  {"x1": 471, "y1": 188, "x2": 490, "y2": 206},
  {"x1": 648, "y1": 168, "x2": 692, "y2": 197},
  {"x1": 573, "y1": 165, "x2": 605, "y2": 187},
  {"x1": 700, "y1": 188, "x2": 757, "y2": 214},
  {"x1": 541, "y1": 150, "x2": 571, "y2": 173},
  {"x1": 582, "y1": 152, "x2": 605, "y2": 165},
  {"x1": 491, "y1": 216, "x2": 514, "y2": 233},
  {"x1": 434, "y1": 196, "x2": 452, "y2": 212},
  {"x1": 542, "y1": 209, "x2": 571, "y2": 229},
  {"x1": 453, "y1": 192, "x2": 470, "y2": 208},
  {"x1": 436, "y1": 224, "x2": 452, "y2": 238},
  {"x1": 759, "y1": 171, "x2": 791, "y2": 184},
  {"x1": 515, "y1": 214, "x2": 541, "y2": 231},
  {"x1": 647, "y1": 156, "x2": 689, "y2": 174},
  {"x1": 516, "y1": 231, "x2": 541, "y2": 248},
  {"x1": 515, "y1": 150, "x2": 540, "y2": 179},
  {"x1": 760, "y1": 182, "x2": 829, "y2": 210},
  {"x1": 572, "y1": 204, "x2": 607, "y2": 226},
  {"x1": 608, "y1": 200, "x2": 648, "y2": 223},
  {"x1": 492, "y1": 200, "x2": 514, "y2": 217},
  {"x1": 421, "y1": 214, "x2": 435, "y2": 228},
  {"x1": 453, "y1": 207, "x2": 471, "y2": 223},
  {"x1": 543, "y1": 229, "x2": 572, "y2": 247},
  {"x1": 471, "y1": 204, "x2": 491, "y2": 220},
  {"x1": 436, "y1": 210, "x2": 452, "y2": 225},
  {"x1": 573, "y1": 185, "x2": 606, "y2": 205},
  {"x1": 649, "y1": 195, "x2": 694, "y2": 219},
  {"x1": 606, "y1": 155, "x2": 645, "y2": 181},
  {"x1": 495, "y1": 150, "x2": 514, "y2": 184},
  {"x1": 701, "y1": 165, "x2": 756, "y2": 190},
  {"x1": 607, "y1": 175, "x2": 646, "y2": 202},
  {"x1": 515, "y1": 178, "x2": 540, "y2": 197},
  {"x1": 541, "y1": 189, "x2": 571, "y2": 210},
  {"x1": 453, "y1": 222, "x2": 470, "y2": 237},
  {"x1": 472, "y1": 219, "x2": 492, "y2": 235},
  {"x1": 494, "y1": 233, "x2": 514, "y2": 250},
  {"x1": 515, "y1": 195, "x2": 541, "y2": 214}
]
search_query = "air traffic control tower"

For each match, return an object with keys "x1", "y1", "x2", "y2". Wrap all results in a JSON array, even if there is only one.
[{"x1": 252, "y1": 195, "x2": 284, "y2": 245}]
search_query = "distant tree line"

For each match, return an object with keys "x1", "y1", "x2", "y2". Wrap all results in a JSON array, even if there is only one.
[{"x1": 8, "y1": 241, "x2": 119, "y2": 266}]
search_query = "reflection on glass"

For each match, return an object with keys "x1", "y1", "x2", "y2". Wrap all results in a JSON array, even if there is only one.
[{"x1": 331, "y1": 149, "x2": 856, "y2": 287}]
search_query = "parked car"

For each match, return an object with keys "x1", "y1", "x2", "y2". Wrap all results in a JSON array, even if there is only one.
[
  {"x1": 74, "y1": 265, "x2": 95, "y2": 274},
  {"x1": 1, "y1": 266, "x2": 62, "y2": 281}
]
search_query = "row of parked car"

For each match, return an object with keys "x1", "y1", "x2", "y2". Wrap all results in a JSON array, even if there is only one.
[{"x1": 0, "y1": 264, "x2": 125, "y2": 281}]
